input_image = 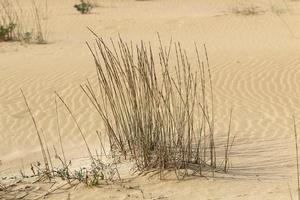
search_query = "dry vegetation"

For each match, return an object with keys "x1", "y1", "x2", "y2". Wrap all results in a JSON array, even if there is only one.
[
  {"x1": 0, "y1": 0, "x2": 48, "y2": 43},
  {"x1": 2, "y1": 0, "x2": 300, "y2": 198},
  {"x1": 0, "y1": 33, "x2": 237, "y2": 199},
  {"x1": 294, "y1": 116, "x2": 300, "y2": 200},
  {"x1": 230, "y1": 2, "x2": 293, "y2": 16},
  {"x1": 74, "y1": 0, "x2": 93, "y2": 14},
  {"x1": 271, "y1": 5, "x2": 289, "y2": 15},
  {"x1": 0, "y1": 89, "x2": 122, "y2": 199},
  {"x1": 82, "y1": 32, "x2": 235, "y2": 178},
  {"x1": 229, "y1": 2, "x2": 266, "y2": 16}
]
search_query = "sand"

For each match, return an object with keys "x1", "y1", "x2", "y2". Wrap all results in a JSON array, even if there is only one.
[{"x1": 1, "y1": 0, "x2": 300, "y2": 199}]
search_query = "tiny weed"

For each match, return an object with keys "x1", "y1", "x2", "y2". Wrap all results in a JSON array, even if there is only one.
[
  {"x1": 0, "y1": 23, "x2": 16, "y2": 41},
  {"x1": 74, "y1": 0, "x2": 93, "y2": 14}
]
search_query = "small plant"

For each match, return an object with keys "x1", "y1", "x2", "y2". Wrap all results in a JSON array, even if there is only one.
[
  {"x1": 271, "y1": 5, "x2": 288, "y2": 15},
  {"x1": 74, "y1": 0, "x2": 93, "y2": 14},
  {"x1": 18, "y1": 89, "x2": 121, "y2": 189},
  {"x1": 56, "y1": 166, "x2": 71, "y2": 181},
  {"x1": 0, "y1": 0, "x2": 48, "y2": 44},
  {"x1": 231, "y1": 4, "x2": 264, "y2": 16},
  {"x1": 22, "y1": 31, "x2": 33, "y2": 43},
  {"x1": 19, "y1": 169, "x2": 29, "y2": 179},
  {"x1": 0, "y1": 22, "x2": 16, "y2": 41}
]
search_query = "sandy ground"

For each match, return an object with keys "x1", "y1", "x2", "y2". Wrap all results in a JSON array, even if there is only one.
[{"x1": 1, "y1": 0, "x2": 300, "y2": 199}]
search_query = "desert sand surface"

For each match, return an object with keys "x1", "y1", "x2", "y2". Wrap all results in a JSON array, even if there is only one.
[{"x1": 1, "y1": 0, "x2": 300, "y2": 199}]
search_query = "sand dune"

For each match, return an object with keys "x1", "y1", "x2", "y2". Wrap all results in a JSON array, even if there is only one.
[{"x1": 1, "y1": 0, "x2": 300, "y2": 199}]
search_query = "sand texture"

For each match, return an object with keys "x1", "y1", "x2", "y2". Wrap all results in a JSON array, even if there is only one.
[{"x1": 1, "y1": 0, "x2": 300, "y2": 199}]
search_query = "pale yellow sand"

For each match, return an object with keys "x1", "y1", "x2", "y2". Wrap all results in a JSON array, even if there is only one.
[{"x1": 1, "y1": 0, "x2": 300, "y2": 199}]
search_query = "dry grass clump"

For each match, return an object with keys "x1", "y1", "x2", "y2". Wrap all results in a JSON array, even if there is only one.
[
  {"x1": 230, "y1": 4, "x2": 264, "y2": 16},
  {"x1": 82, "y1": 32, "x2": 235, "y2": 178},
  {"x1": 3, "y1": 33, "x2": 235, "y2": 186},
  {"x1": 270, "y1": 5, "x2": 289, "y2": 15},
  {"x1": 0, "y1": 0, "x2": 48, "y2": 44},
  {"x1": 74, "y1": 0, "x2": 93, "y2": 14},
  {"x1": 0, "y1": 0, "x2": 18, "y2": 41}
]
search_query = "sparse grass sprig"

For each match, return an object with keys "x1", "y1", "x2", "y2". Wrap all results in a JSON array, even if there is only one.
[
  {"x1": 21, "y1": 89, "x2": 51, "y2": 179},
  {"x1": 0, "y1": 0, "x2": 48, "y2": 43},
  {"x1": 230, "y1": 4, "x2": 264, "y2": 16},
  {"x1": 17, "y1": 89, "x2": 120, "y2": 190},
  {"x1": 0, "y1": 22, "x2": 16, "y2": 41},
  {"x1": 293, "y1": 116, "x2": 300, "y2": 200},
  {"x1": 74, "y1": 0, "x2": 93, "y2": 14}
]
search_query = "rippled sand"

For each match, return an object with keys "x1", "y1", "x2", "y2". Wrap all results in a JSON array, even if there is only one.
[{"x1": 1, "y1": 0, "x2": 300, "y2": 199}]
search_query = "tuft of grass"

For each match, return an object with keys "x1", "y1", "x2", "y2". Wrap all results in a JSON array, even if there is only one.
[
  {"x1": 0, "y1": 0, "x2": 18, "y2": 41},
  {"x1": 15, "y1": 90, "x2": 121, "y2": 190},
  {"x1": 231, "y1": 4, "x2": 264, "y2": 16},
  {"x1": 31, "y1": 0, "x2": 47, "y2": 44},
  {"x1": 82, "y1": 31, "x2": 235, "y2": 178},
  {"x1": 0, "y1": 0, "x2": 48, "y2": 43},
  {"x1": 74, "y1": 0, "x2": 93, "y2": 14},
  {"x1": 270, "y1": 5, "x2": 288, "y2": 15},
  {"x1": 0, "y1": 22, "x2": 16, "y2": 41}
]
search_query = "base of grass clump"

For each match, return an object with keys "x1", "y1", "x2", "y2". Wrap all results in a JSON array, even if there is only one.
[{"x1": 0, "y1": 157, "x2": 121, "y2": 200}]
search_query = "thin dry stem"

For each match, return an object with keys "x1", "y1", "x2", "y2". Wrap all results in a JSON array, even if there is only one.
[
  {"x1": 55, "y1": 91, "x2": 94, "y2": 162},
  {"x1": 20, "y1": 89, "x2": 50, "y2": 176},
  {"x1": 293, "y1": 115, "x2": 300, "y2": 200}
]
